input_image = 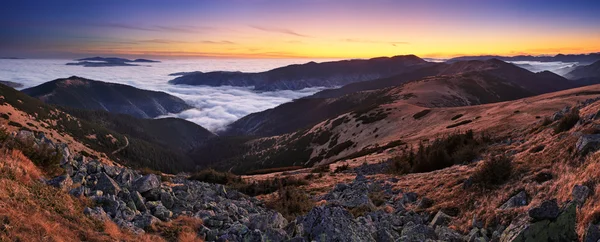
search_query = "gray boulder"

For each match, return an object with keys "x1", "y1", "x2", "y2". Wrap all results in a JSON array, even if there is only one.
[
  {"x1": 133, "y1": 174, "x2": 160, "y2": 193},
  {"x1": 400, "y1": 222, "x2": 437, "y2": 241},
  {"x1": 301, "y1": 205, "x2": 375, "y2": 242},
  {"x1": 584, "y1": 223, "x2": 600, "y2": 242},
  {"x1": 528, "y1": 199, "x2": 560, "y2": 222},
  {"x1": 133, "y1": 213, "x2": 160, "y2": 228},
  {"x1": 500, "y1": 202, "x2": 577, "y2": 242},
  {"x1": 499, "y1": 191, "x2": 528, "y2": 209},
  {"x1": 152, "y1": 204, "x2": 173, "y2": 221},
  {"x1": 572, "y1": 184, "x2": 591, "y2": 205},
  {"x1": 248, "y1": 211, "x2": 287, "y2": 231},
  {"x1": 95, "y1": 172, "x2": 121, "y2": 195},
  {"x1": 435, "y1": 226, "x2": 466, "y2": 242},
  {"x1": 430, "y1": 210, "x2": 453, "y2": 228},
  {"x1": 47, "y1": 175, "x2": 73, "y2": 191},
  {"x1": 84, "y1": 207, "x2": 109, "y2": 221},
  {"x1": 576, "y1": 134, "x2": 600, "y2": 155}
]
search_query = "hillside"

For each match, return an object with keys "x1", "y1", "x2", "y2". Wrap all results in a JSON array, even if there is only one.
[
  {"x1": 223, "y1": 59, "x2": 576, "y2": 137},
  {"x1": 447, "y1": 53, "x2": 600, "y2": 64},
  {"x1": 23, "y1": 76, "x2": 193, "y2": 119},
  {"x1": 169, "y1": 55, "x2": 433, "y2": 91},
  {"x1": 565, "y1": 60, "x2": 600, "y2": 83},
  {"x1": 0, "y1": 83, "x2": 206, "y2": 173}
]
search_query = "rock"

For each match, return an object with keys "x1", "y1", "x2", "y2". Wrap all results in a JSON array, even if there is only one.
[
  {"x1": 131, "y1": 191, "x2": 147, "y2": 212},
  {"x1": 416, "y1": 197, "x2": 434, "y2": 209},
  {"x1": 103, "y1": 164, "x2": 120, "y2": 177},
  {"x1": 133, "y1": 174, "x2": 160, "y2": 193},
  {"x1": 576, "y1": 134, "x2": 600, "y2": 155},
  {"x1": 86, "y1": 160, "x2": 103, "y2": 174},
  {"x1": 152, "y1": 204, "x2": 173, "y2": 221},
  {"x1": 248, "y1": 211, "x2": 287, "y2": 231},
  {"x1": 69, "y1": 186, "x2": 89, "y2": 197},
  {"x1": 264, "y1": 228, "x2": 289, "y2": 241},
  {"x1": 584, "y1": 223, "x2": 600, "y2": 242},
  {"x1": 207, "y1": 218, "x2": 224, "y2": 228},
  {"x1": 400, "y1": 222, "x2": 437, "y2": 241},
  {"x1": 528, "y1": 199, "x2": 560, "y2": 222},
  {"x1": 472, "y1": 215, "x2": 484, "y2": 229},
  {"x1": 115, "y1": 169, "x2": 135, "y2": 187},
  {"x1": 301, "y1": 205, "x2": 375, "y2": 242},
  {"x1": 133, "y1": 213, "x2": 160, "y2": 228},
  {"x1": 95, "y1": 172, "x2": 121, "y2": 195},
  {"x1": 374, "y1": 228, "x2": 395, "y2": 242},
  {"x1": 572, "y1": 184, "x2": 591, "y2": 205},
  {"x1": 84, "y1": 207, "x2": 109, "y2": 221},
  {"x1": 435, "y1": 226, "x2": 465, "y2": 242},
  {"x1": 500, "y1": 202, "x2": 577, "y2": 242},
  {"x1": 160, "y1": 190, "x2": 175, "y2": 209},
  {"x1": 430, "y1": 210, "x2": 452, "y2": 228},
  {"x1": 47, "y1": 175, "x2": 73, "y2": 191},
  {"x1": 499, "y1": 191, "x2": 528, "y2": 209},
  {"x1": 403, "y1": 192, "x2": 418, "y2": 204},
  {"x1": 323, "y1": 179, "x2": 374, "y2": 208}
]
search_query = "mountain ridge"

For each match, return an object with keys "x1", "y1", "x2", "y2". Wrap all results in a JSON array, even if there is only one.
[{"x1": 23, "y1": 76, "x2": 193, "y2": 119}]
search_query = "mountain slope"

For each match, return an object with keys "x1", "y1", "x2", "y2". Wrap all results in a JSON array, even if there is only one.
[
  {"x1": 0, "y1": 83, "x2": 207, "y2": 173},
  {"x1": 447, "y1": 53, "x2": 600, "y2": 64},
  {"x1": 169, "y1": 55, "x2": 433, "y2": 91},
  {"x1": 23, "y1": 76, "x2": 192, "y2": 119},
  {"x1": 223, "y1": 59, "x2": 576, "y2": 137},
  {"x1": 565, "y1": 60, "x2": 600, "y2": 83}
]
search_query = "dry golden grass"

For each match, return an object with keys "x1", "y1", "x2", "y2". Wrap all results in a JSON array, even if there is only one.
[{"x1": 0, "y1": 148, "x2": 164, "y2": 242}]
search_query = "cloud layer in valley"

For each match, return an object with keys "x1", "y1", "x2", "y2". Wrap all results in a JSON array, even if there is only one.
[{"x1": 0, "y1": 58, "x2": 329, "y2": 131}]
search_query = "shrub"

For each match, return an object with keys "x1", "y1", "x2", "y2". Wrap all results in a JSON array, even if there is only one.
[
  {"x1": 390, "y1": 130, "x2": 488, "y2": 174},
  {"x1": 268, "y1": 185, "x2": 314, "y2": 220},
  {"x1": 451, "y1": 114, "x2": 464, "y2": 120},
  {"x1": 8, "y1": 121, "x2": 22, "y2": 128},
  {"x1": 529, "y1": 145, "x2": 545, "y2": 153},
  {"x1": 413, "y1": 109, "x2": 431, "y2": 119},
  {"x1": 334, "y1": 163, "x2": 350, "y2": 173},
  {"x1": 234, "y1": 176, "x2": 308, "y2": 197},
  {"x1": 471, "y1": 155, "x2": 512, "y2": 188},
  {"x1": 369, "y1": 191, "x2": 389, "y2": 207},
  {"x1": 311, "y1": 165, "x2": 330, "y2": 173},
  {"x1": 554, "y1": 109, "x2": 580, "y2": 134},
  {"x1": 189, "y1": 168, "x2": 242, "y2": 185},
  {"x1": 446, "y1": 120, "x2": 473, "y2": 129}
]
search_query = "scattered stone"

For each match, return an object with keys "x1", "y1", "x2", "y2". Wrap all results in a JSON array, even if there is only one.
[
  {"x1": 133, "y1": 174, "x2": 160, "y2": 193},
  {"x1": 584, "y1": 223, "x2": 600, "y2": 242},
  {"x1": 84, "y1": 207, "x2": 109, "y2": 221},
  {"x1": 528, "y1": 199, "x2": 560, "y2": 222},
  {"x1": 403, "y1": 192, "x2": 418, "y2": 204},
  {"x1": 576, "y1": 134, "x2": 600, "y2": 155},
  {"x1": 430, "y1": 210, "x2": 452, "y2": 228},
  {"x1": 501, "y1": 202, "x2": 577, "y2": 242},
  {"x1": 47, "y1": 174, "x2": 73, "y2": 191},
  {"x1": 95, "y1": 172, "x2": 121, "y2": 195},
  {"x1": 301, "y1": 205, "x2": 375, "y2": 242},
  {"x1": 152, "y1": 204, "x2": 173, "y2": 221},
  {"x1": 499, "y1": 191, "x2": 528, "y2": 209},
  {"x1": 572, "y1": 184, "x2": 591, "y2": 205},
  {"x1": 400, "y1": 222, "x2": 437, "y2": 241},
  {"x1": 416, "y1": 197, "x2": 433, "y2": 209}
]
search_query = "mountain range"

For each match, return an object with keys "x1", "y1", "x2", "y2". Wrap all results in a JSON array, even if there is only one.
[
  {"x1": 169, "y1": 55, "x2": 430, "y2": 91},
  {"x1": 23, "y1": 76, "x2": 193, "y2": 119}
]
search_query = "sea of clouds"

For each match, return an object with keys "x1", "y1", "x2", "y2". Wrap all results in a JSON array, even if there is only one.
[
  {"x1": 0, "y1": 58, "x2": 330, "y2": 131},
  {"x1": 0, "y1": 58, "x2": 580, "y2": 131}
]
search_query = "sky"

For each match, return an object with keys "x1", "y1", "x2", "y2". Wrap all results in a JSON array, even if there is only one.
[{"x1": 1, "y1": 0, "x2": 599, "y2": 59}]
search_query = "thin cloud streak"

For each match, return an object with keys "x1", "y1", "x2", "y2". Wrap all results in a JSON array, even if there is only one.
[
  {"x1": 342, "y1": 38, "x2": 409, "y2": 46},
  {"x1": 249, "y1": 25, "x2": 310, "y2": 37}
]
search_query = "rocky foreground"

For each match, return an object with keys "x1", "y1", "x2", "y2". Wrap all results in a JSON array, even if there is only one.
[{"x1": 26, "y1": 125, "x2": 590, "y2": 242}]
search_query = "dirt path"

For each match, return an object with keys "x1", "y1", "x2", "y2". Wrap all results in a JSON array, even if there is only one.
[{"x1": 112, "y1": 136, "x2": 129, "y2": 155}]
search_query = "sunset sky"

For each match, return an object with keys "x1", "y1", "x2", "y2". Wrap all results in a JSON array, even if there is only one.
[{"x1": 1, "y1": 0, "x2": 599, "y2": 59}]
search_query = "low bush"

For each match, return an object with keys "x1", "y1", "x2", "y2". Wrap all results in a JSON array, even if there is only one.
[
  {"x1": 451, "y1": 114, "x2": 464, "y2": 120},
  {"x1": 390, "y1": 130, "x2": 489, "y2": 174},
  {"x1": 234, "y1": 176, "x2": 308, "y2": 197},
  {"x1": 189, "y1": 168, "x2": 242, "y2": 185},
  {"x1": 334, "y1": 163, "x2": 350, "y2": 173},
  {"x1": 471, "y1": 155, "x2": 512, "y2": 188},
  {"x1": 413, "y1": 109, "x2": 431, "y2": 120},
  {"x1": 311, "y1": 165, "x2": 330, "y2": 173},
  {"x1": 268, "y1": 185, "x2": 314, "y2": 220},
  {"x1": 554, "y1": 109, "x2": 580, "y2": 134},
  {"x1": 446, "y1": 120, "x2": 473, "y2": 129}
]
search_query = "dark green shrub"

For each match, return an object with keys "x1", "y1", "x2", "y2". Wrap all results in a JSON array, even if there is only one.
[
  {"x1": 311, "y1": 165, "x2": 330, "y2": 173},
  {"x1": 451, "y1": 114, "x2": 463, "y2": 120},
  {"x1": 189, "y1": 168, "x2": 242, "y2": 185},
  {"x1": 554, "y1": 109, "x2": 580, "y2": 133},
  {"x1": 413, "y1": 109, "x2": 431, "y2": 119},
  {"x1": 268, "y1": 185, "x2": 313, "y2": 220},
  {"x1": 446, "y1": 120, "x2": 473, "y2": 129},
  {"x1": 334, "y1": 163, "x2": 350, "y2": 173},
  {"x1": 471, "y1": 155, "x2": 512, "y2": 188}
]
